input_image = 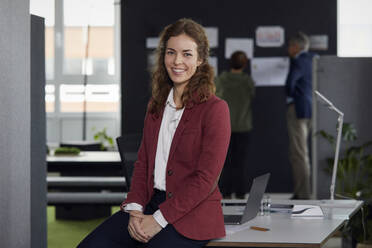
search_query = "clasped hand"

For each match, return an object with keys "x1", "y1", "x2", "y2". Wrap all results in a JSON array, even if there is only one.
[{"x1": 127, "y1": 210, "x2": 162, "y2": 243}]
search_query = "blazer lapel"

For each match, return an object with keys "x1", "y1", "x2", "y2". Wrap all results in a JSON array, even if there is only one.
[
  {"x1": 167, "y1": 107, "x2": 194, "y2": 162},
  {"x1": 148, "y1": 109, "x2": 164, "y2": 173}
]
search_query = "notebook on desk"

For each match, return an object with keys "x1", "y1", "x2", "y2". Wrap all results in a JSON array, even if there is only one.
[{"x1": 224, "y1": 173, "x2": 270, "y2": 225}]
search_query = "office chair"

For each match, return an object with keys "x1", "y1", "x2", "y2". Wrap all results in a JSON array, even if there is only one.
[
  {"x1": 119, "y1": 133, "x2": 142, "y2": 152},
  {"x1": 116, "y1": 136, "x2": 133, "y2": 191}
]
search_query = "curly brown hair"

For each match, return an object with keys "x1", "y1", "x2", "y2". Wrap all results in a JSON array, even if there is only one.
[{"x1": 148, "y1": 18, "x2": 215, "y2": 115}]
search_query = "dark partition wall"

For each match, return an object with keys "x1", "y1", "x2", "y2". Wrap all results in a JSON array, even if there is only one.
[
  {"x1": 121, "y1": 0, "x2": 337, "y2": 192},
  {"x1": 31, "y1": 15, "x2": 47, "y2": 248},
  {"x1": 314, "y1": 56, "x2": 372, "y2": 198}
]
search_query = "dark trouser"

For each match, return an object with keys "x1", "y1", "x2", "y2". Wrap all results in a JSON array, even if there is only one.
[
  {"x1": 219, "y1": 132, "x2": 251, "y2": 197},
  {"x1": 77, "y1": 190, "x2": 209, "y2": 248}
]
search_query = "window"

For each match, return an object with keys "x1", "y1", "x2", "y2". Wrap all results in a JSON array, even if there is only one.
[
  {"x1": 338, "y1": 0, "x2": 372, "y2": 57},
  {"x1": 45, "y1": 85, "x2": 55, "y2": 112},
  {"x1": 63, "y1": 0, "x2": 115, "y2": 76},
  {"x1": 30, "y1": 0, "x2": 55, "y2": 80},
  {"x1": 60, "y1": 84, "x2": 119, "y2": 112},
  {"x1": 30, "y1": 0, "x2": 121, "y2": 143}
]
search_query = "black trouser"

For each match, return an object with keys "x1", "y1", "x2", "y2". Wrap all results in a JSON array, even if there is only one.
[
  {"x1": 77, "y1": 189, "x2": 209, "y2": 248},
  {"x1": 219, "y1": 132, "x2": 251, "y2": 197}
]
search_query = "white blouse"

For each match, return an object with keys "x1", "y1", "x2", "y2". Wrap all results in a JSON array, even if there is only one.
[{"x1": 124, "y1": 88, "x2": 185, "y2": 228}]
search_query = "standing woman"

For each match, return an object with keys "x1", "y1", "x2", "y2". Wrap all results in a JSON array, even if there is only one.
[
  {"x1": 216, "y1": 51, "x2": 255, "y2": 199},
  {"x1": 77, "y1": 18, "x2": 231, "y2": 248}
]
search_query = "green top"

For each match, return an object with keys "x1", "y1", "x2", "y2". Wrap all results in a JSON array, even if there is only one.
[{"x1": 215, "y1": 71, "x2": 255, "y2": 132}]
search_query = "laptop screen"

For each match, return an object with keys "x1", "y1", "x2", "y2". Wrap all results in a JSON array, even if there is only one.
[
  {"x1": 241, "y1": 173, "x2": 270, "y2": 223},
  {"x1": 224, "y1": 173, "x2": 270, "y2": 225}
]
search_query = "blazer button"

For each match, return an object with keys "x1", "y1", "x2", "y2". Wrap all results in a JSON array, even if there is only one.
[
  {"x1": 168, "y1": 192, "x2": 173, "y2": 198},
  {"x1": 167, "y1": 170, "x2": 173, "y2": 176}
]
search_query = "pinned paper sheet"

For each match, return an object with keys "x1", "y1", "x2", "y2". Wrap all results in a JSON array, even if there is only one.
[
  {"x1": 256, "y1": 26, "x2": 284, "y2": 47},
  {"x1": 251, "y1": 57, "x2": 289, "y2": 86},
  {"x1": 225, "y1": 38, "x2": 253, "y2": 59},
  {"x1": 209, "y1": 56, "x2": 218, "y2": 76},
  {"x1": 205, "y1": 27, "x2": 218, "y2": 48},
  {"x1": 309, "y1": 35, "x2": 328, "y2": 50},
  {"x1": 146, "y1": 37, "x2": 160, "y2": 49}
]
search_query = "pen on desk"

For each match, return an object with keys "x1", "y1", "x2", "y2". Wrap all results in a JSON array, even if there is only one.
[{"x1": 250, "y1": 226, "x2": 270, "y2": 232}]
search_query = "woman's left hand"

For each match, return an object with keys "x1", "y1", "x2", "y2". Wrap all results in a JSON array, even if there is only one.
[{"x1": 139, "y1": 215, "x2": 162, "y2": 240}]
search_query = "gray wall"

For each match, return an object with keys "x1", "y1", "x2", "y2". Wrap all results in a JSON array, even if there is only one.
[
  {"x1": 0, "y1": 0, "x2": 40, "y2": 247},
  {"x1": 314, "y1": 56, "x2": 372, "y2": 198}
]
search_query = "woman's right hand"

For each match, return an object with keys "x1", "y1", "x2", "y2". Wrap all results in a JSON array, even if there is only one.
[{"x1": 127, "y1": 210, "x2": 149, "y2": 243}]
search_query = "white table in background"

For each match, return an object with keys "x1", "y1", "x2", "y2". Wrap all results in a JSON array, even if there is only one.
[{"x1": 208, "y1": 199, "x2": 363, "y2": 247}]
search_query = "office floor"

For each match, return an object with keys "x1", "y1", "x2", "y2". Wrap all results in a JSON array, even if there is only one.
[
  {"x1": 47, "y1": 206, "x2": 120, "y2": 248},
  {"x1": 47, "y1": 206, "x2": 342, "y2": 248}
]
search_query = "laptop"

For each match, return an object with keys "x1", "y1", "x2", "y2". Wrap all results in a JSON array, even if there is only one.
[{"x1": 223, "y1": 173, "x2": 270, "y2": 225}]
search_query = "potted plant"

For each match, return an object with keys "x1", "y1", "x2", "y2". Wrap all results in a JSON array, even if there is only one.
[
  {"x1": 92, "y1": 127, "x2": 114, "y2": 151},
  {"x1": 318, "y1": 123, "x2": 372, "y2": 246},
  {"x1": 54, "y1": 147, "x2": 81, "y2": 156}
]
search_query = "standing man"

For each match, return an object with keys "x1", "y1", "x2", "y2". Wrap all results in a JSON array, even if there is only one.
[{"x1": 285, "y1": 32, "x2": 314, "y2": 200}]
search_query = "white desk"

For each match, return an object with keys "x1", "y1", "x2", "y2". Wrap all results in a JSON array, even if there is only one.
[
  {"x1": 47, "y1": 151, "x2": 121, "y2": 162},
  {"x1": 47, "y1": 151, "x2": 133, "y2": 219},
  {"x1": 47, "y1": 151, "x2": 138, "y2": 163},
  {"x1": 47, "y1": 151, "x2": 137, "y2": 176},
  {"x1": 208, "y1": 199, "x2": 363, "y2": 247}
]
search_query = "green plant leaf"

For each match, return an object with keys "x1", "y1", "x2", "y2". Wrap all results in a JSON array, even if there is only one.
[
  {"x1": 107, "y1": 137, "x2": 114, "y2": 146},
  {"x1": 342, "y1": 123, "x2": 357, "y2": 142},
  {"x1": 92, "y1": 127, "x2": 114, "y2": 148},
  {"x1": 346, "y1": 146, "x2": 363, "y2": 157},
  {"x1": 316, "y1": 130, "x2": 335, "y2": 145},
  {"x1": 54, "y1": 147, "x2": 80, "y2": 155}
]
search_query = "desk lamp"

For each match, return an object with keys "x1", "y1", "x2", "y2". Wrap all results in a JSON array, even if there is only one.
[{"x1": 314, "y1": 90, "x2": 344, "y2": 200}]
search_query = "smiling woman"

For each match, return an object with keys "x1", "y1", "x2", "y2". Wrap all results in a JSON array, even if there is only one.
[
  {"x1": 164, "y1": 34, "x2": 201, "y2": 93},
  {"x1": 149, "y1": 18, "x2": 215, "y2": 115},
  {"x1": 77, "y1": 18, "x2": 230, "y2": 248}
]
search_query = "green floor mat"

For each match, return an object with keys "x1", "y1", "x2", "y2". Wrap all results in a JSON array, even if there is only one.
[{"x1": 48, "y1": 206, "x2": 120, "y2": 248}]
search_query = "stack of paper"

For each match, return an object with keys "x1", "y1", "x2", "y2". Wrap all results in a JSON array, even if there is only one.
[{"x1": 291, "y1": 205, "x2": 324, "y2": 217}]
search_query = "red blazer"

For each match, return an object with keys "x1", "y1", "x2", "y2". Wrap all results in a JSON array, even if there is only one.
[{"x1": 121, "y1": 95, "x2": 231, "y2": 240}]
